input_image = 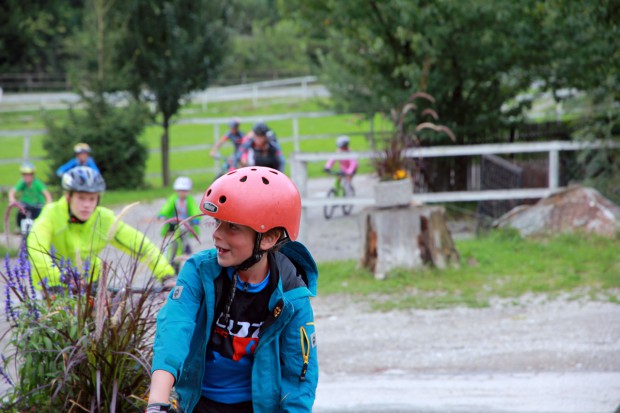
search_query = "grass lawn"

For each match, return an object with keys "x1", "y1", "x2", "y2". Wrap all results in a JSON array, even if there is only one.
[
  {"x1": 1, "y1": 96, "x2": 385, "y2": 187},
  {"x1": 317, "y1": 230, "x2": 620, "y2": 310}
]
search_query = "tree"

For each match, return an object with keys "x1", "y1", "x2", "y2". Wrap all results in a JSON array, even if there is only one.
[
  {"x1": 0, "y1": 0, "x2": 84, "y2": 75},
  {"x1": 536, "y1": 0, "x2": 620, "y2": 202},
  {"x1": 284, "y1": 0, "x2": 554, "y2": 189},
  {"x1": 286, "y1": 0, "x2": 548, "y2": 137},
  {"x1": 42, "y1": 0, "x2": 150, "y2": 190},
  {"x1": 115, "y1": 0, "x2": 230, "y2": 186},
  {"x1": 44, "y1": 98, "x2": 149, "y2": 190}
]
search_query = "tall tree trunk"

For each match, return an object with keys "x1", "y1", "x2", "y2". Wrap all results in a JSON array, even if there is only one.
[{"x1": 161, "y1": 119, "x2": 170, "y2": 186}]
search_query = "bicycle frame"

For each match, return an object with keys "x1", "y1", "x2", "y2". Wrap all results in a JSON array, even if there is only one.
[
  {"x1": 3, "y1": 201, "x2": 32, "y2": 249},
  {"x1": 323, "y1": 171, "x2": 355, "y2": 220}
]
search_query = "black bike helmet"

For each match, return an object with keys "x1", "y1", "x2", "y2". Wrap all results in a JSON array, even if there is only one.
[
  {"x1": 252, "y1": 122, "x2": 269, "y2": 136},
  {"x1": 61, "y1": 166, "x2": 106, "y2": 193}
]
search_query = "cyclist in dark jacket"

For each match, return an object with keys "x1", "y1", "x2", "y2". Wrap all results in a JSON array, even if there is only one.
[{"x1": 233, "y1": 122, "x2": 286, "y2": 172}]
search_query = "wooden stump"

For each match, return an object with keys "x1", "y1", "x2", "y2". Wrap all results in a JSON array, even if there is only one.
[{"x1": 360, "y1": 204, "x2": 460, "y2": 279}]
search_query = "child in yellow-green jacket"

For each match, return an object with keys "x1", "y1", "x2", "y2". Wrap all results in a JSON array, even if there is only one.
[{"x1": 27, "y1": 166, "x2": 175, "y2": 291}]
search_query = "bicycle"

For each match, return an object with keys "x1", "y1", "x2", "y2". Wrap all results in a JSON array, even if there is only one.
[
  {"x1": 3, "y1": 201, "x2": 35, "y2": 249},
  {"x1": 212, "y1": 153, "x2": 237, "y2": 182},
  {"x1": 323, "y1": 170, "x2": 356, "y2": 220},
  {"x1": 161, "y1": 216, "x2": 199, "y2": 273}
]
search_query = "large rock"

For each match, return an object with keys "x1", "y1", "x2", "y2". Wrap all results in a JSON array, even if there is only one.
[{"x1": 494, "y1": 185, "x2": 620, "y2": 238}]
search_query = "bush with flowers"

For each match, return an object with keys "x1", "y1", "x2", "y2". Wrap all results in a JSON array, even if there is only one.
[{"x1": 0, "y1": 242, "x2": 164, "y2": 412}]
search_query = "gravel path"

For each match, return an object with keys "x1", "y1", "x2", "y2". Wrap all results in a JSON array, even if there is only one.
[{"x1": 1, "y1": 176, "x2": 618, "y2": 412}]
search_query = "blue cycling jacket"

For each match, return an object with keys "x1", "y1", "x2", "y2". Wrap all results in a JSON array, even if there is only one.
[
  {"x1": 55, "y1": 157, "x2": 100, "y2": 177},
  {"x1": 152, "y1": 241, "x2": 319, "y2": 413}
]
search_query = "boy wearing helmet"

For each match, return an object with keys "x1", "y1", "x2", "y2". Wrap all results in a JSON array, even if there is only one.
[
  {"x1": 148, "y1": 167, "x2": 318, "y2": 413},
  {"x1": 27, "y1": 166, "x2": 175, "y2": 292},
  {"x1": 157, "y1": 177, "x2": 202, "y2": 270},
  {"x1": 324, "y1": 135, "x2": 358, "y2": 184},
  {"x1": 55, "y1": 142, "x2": 101, "y2": 177},
  {"x1": 9, "y1": 162, "x2": 53, "y2": 229}
]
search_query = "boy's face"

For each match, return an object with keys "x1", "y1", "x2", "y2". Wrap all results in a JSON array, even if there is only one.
[
  {"x1": 68, "y1": 192, "x2": 99, "y2": 221},
  {"x1": 253, "y1": 134, "x2": 268, "y2": 149},
  {"x1": 212, "y1": 219, "x2": 256, "y2": 267},
  {"x1": 176, "y1": 190, "x2": 189, "y2": 200},
  {"x1": 22, "y1": 173, "x2": 34, "y2": 184},
  {"x1": 76, "y1": 152, "x2": 89, "y2": 163}
]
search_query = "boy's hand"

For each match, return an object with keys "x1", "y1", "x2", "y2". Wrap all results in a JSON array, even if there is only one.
[
  {"x1": 323, "y1": 167, "x2": 331, "y2": 173},
  {"x1": 146, "y1": 403, "x2": 177, "y2": 412}
]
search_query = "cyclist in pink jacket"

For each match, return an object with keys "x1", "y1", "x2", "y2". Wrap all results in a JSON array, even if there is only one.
[{"x1": 323, "y1": 135, "x2": 358, "y2": 184}]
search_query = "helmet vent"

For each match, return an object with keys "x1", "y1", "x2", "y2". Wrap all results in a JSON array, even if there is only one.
[
  {"x1": 240, "y1": 176, "x2": 248, "y2": 182},
  {"x1": 262, "y1": 177, "x2": 269, "y2": 185},
  {"x1": 207, "y1": 189, "x2": 212, "y2": 196},
  {"x1": 219, "y1": 195, "x2": 227, "y2": 204}
]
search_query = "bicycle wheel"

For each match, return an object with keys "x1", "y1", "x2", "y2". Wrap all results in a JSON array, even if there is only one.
[
  {"x1": 323, "y1": 189, "x2": 337, "y2": 220},
  {"x1": 342, "y1": 184, "x2": 355, "y2": 216}
]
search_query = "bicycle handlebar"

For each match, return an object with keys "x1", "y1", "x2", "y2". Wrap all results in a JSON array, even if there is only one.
[{"x1": 324, "y1": 169, "x2": 347, "y2": 177}]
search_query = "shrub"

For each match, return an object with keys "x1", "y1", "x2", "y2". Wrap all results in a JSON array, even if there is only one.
[{"x1": 43, "y1": 96, "x2": 150, "y2": 190}]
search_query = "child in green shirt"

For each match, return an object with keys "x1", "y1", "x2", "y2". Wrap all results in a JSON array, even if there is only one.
[
  {"x1": 8, "y1": 162, "x2": 52, "y2": 231},
  {"x1": 157, "y1": 177, "x2": 202, "y2": 271}
]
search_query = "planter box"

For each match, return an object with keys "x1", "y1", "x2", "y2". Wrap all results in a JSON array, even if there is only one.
[{"x1": 373, "y1": 178, "x2": 412, "y2": 208}]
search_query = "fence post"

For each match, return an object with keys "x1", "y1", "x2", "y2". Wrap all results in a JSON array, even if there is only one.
[
  {"x1": 201, "y1": 91, "x2": 208, "y2": 111},
  {"x1": 252, "y1": 85, "x2": 258, "y2": 107},
  {"x1": 301, "y1": 78, "x2": 308, "y2": 100},
  {"x1": 369, "y1": 116, "x2": 376, "y2": 150},
  {"x1": 290, "y1": 152, "x2": 309, "y2": 242},
  {"x1": 212, "y1": 123, "x2": 221, "y2": 176},
  {"x1": 293, "y1": 117, "x2": 300, "y2": 152},
  {"x1": 22, "y1": 133, "x2": 31, "y2": 160},
  {"x1": 548, "y1": 148, "x2": 559, "y2": 189}
]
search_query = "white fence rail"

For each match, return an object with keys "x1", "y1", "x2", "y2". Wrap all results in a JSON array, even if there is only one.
[
  {"x1": 290, "y1": 140, "x2": 620, "y2": 207},
  {"x1": 0, "y1": 76, "x2": 326, "y2": 112}
]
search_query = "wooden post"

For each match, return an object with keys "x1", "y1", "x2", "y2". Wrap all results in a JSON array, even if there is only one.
[{"x1": 360, "y1": 205, "x2": 459, "y2": 279}]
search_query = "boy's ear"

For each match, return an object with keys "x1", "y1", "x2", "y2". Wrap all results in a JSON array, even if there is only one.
[{"x1": 260, "y1": 228, "x2": 281, "y2": 250}]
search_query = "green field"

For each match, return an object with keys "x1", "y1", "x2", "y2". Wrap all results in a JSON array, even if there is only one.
[{"x1": 0, "y1": 96, "x2": 386, "y2": 187}]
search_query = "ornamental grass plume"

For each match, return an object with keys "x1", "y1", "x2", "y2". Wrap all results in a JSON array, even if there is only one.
[
  {"x1": 0, "y1": 241, "x2": 166, "y2": 412},
  {"x1": 375, "y1": 91, "x2": 456, "y2": 182}
]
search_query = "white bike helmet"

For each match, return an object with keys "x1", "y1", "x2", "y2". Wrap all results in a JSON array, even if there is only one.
[
  {"x1": 336, "y1": 135, "x2": 350, "y2": 148},
  {"x1": 173, "y1": 176, "x2": 193, "y2": 191}
]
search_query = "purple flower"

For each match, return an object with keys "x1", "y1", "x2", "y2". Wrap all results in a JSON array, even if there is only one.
[
  {"x1": 4, "y1": 285, "x2": 18, "y2": 324},
  {"x1": 0, "y1": 363, "x2": 12, "y2": 386},
  {"x1": 14, "y1": 245, "x2": 29, "y2": 299}
]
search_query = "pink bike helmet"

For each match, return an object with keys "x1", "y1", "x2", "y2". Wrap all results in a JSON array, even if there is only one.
[{"x1": 200, "y1": 166, "x2": 301, "y2": 240}]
